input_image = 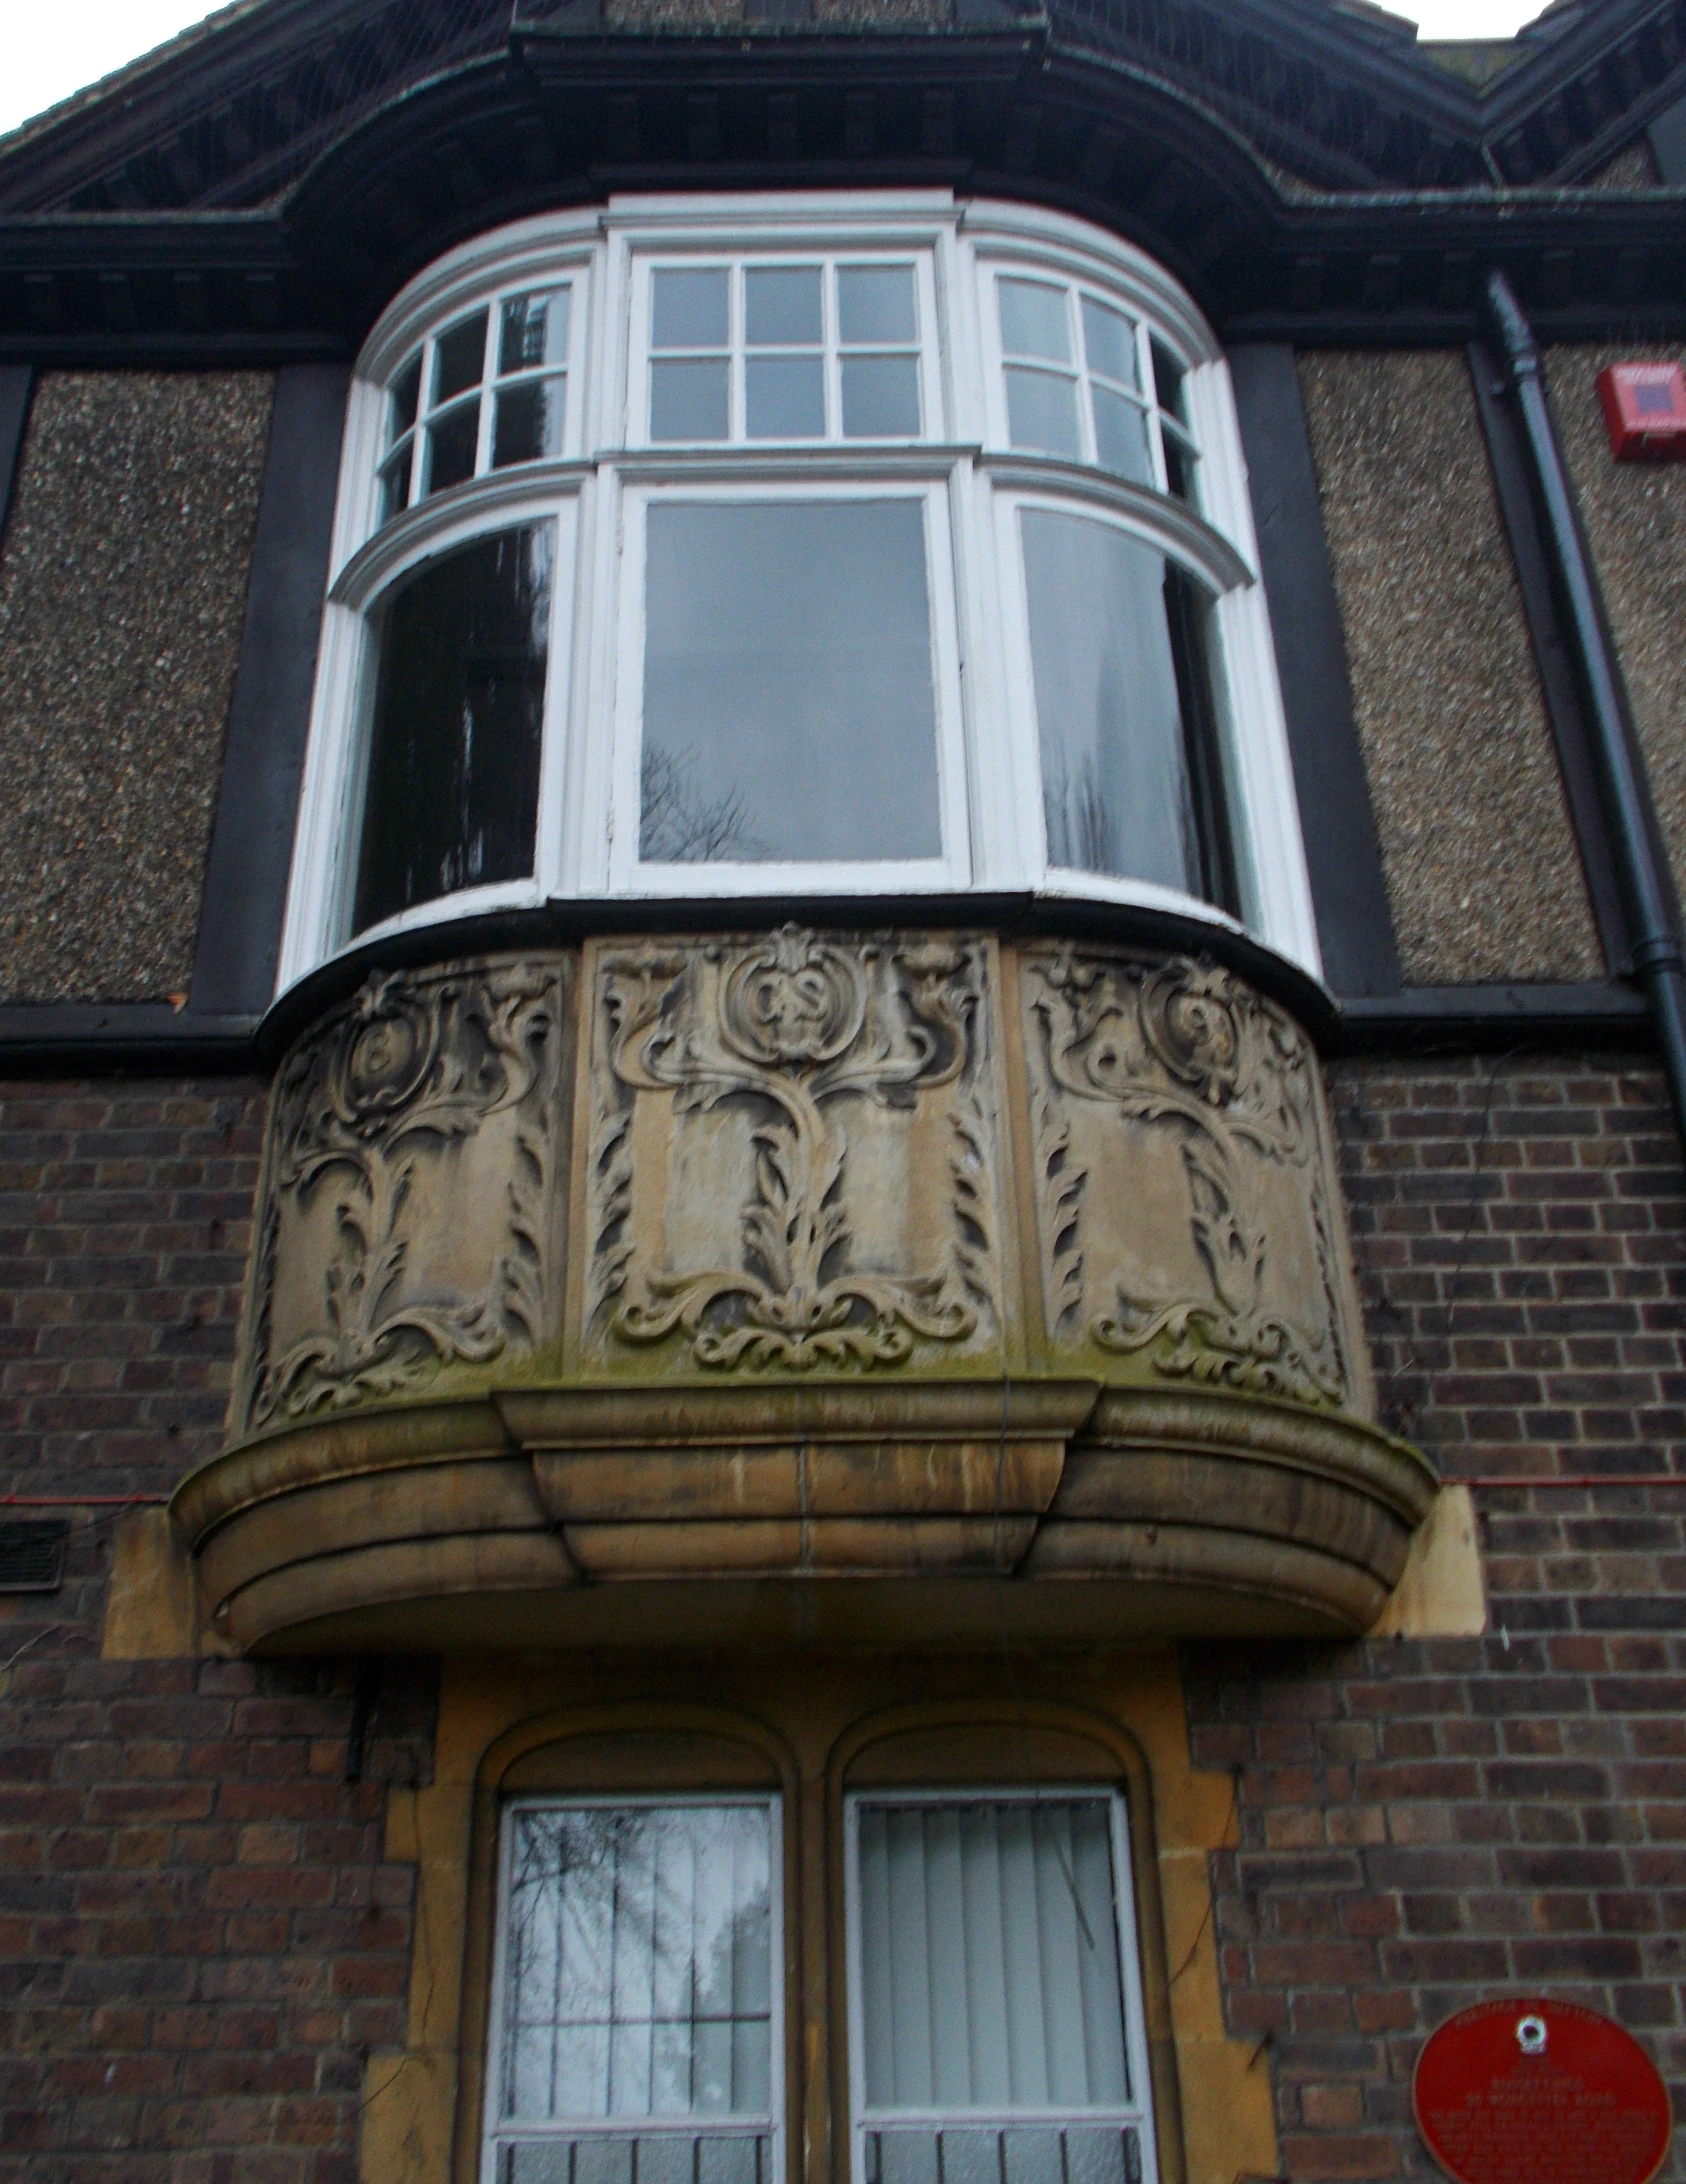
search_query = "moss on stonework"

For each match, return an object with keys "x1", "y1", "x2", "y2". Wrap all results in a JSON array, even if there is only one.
[{"x1": 0, "y1": 371, "x2": 273, "y2": 1003}]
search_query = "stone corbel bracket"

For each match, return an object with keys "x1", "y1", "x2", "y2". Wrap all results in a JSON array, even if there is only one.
[{"x1": 171, "y1": 1376, "x2": 1436, "y2": 1653}]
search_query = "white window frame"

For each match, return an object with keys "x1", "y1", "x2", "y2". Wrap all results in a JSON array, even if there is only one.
[
  {"x1": 482, "y1": 1793, "x2": 787, "y2": 2184},
  {"x1": 842, "y1": 1787, "x2": 1160, "y2": 2184},
  {"x1": 278, "y1": 191, "x2": 1322, "y2": 998}
]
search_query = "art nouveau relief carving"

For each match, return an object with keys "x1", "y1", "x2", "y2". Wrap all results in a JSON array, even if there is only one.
[
  {"x1": 239, "y1": 957, "x2": 568, "y2": 1429},
  {"x1": 584, "y1": 927, "x2": 1004, "y2": 1372},
  {"x1": 1021, "y1": 949, "x2": 1354, "y2": 1408}
]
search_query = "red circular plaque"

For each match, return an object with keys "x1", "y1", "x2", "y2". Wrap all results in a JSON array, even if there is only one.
[{"x1": 1414, "y1": 1998, "x2": 1672, "y2": 2184}]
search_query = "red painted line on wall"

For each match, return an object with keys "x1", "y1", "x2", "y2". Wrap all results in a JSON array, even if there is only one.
[
  {"x1": 0, "y1": 1495, "x2": 168, "y2": 1507},
  {"x1": 1464, "y1": 1474, "x2": 1686, "y2": 1490}
]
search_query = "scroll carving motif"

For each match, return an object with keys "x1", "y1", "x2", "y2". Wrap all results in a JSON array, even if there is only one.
[
  {"x1": 242, "y1": 960, "x2": 564, "y2": 1427},
  {"x1": 588, "y1": 927, "x2": 1001, "y2": 1371},
  {"x1": 1025, "y1": 951, "x2": 1349, "y2": 1407}
]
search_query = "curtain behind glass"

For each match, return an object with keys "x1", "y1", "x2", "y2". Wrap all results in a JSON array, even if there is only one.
[
  {"x1": 353, "y1": 523, "x2": 551, "y2": 937},
  {"x1": 1020, "y1": 510, "x2": 1239, "y2": 908},
  {"x1": 855, "y1": 1799, "x2": 1129, "y2": 2114}
]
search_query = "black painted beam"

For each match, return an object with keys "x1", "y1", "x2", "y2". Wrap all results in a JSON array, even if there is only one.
[
  {"x1": 0, "y1": 366, "x2": 32, "y2": 546},
  {"x1": 191, "y1": 364, "x2": 352, "y2": 1019},
  {"x1": 1228, "y1": 346, "x2": 1400, "y2": 1002}
]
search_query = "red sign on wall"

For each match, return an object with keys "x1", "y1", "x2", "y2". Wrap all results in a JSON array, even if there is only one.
[{"x1": 1414, "y1": 1998, "x2": 1672, "y2": 2184}]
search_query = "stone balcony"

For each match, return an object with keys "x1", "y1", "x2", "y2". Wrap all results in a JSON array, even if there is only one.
[{"x1": 172, "y1": 927, "x2": 1438, "y2": 1652}]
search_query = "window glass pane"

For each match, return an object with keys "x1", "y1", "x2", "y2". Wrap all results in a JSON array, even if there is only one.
[
  {"x1": 1162, "y1": 433, "x2": 1197, "y2": 506},
  {"x1": 425, "y1": 399, "x2": 480, "y2": 494},
  {"x1": 998, "y1": 278, "x2": 1070, "y2": 363},
  {"x1": 746, "y1": 266, "x2": 822, "y2": 346},
  {"x1": 388, "y1": 352, "x2": 422, "y2": 442},
  {"x1": 500, "y1": 1805, "x2": 773, "y2": 2125},
  {"x1": 641, "y1": 500, "x2": 941, "y2": 865},
  {"x1": 378, "y1": 443, "x2": 412, "y2": 525},
  {"x1": 652, "y1": 358, "x2": 730, "y2": 442},
  {"x1": 352, "y1": 523, "x2": 550, "y2": 934},
  {"x1": 653, "y1": 268, "x2": 729, "y2": 349},
  {"x1": 747, "y1": 356, "x2": 825, "y2": 439},
  {"x1": 1081, "y1": 297, "x2": 1137, "y2": 389},
  {"x1": 501, "y1": 287, "x2": 570, "y2": 375},
  {"x1": 1151, "y1": 340, "x2": 1188, "y2": 422},
  {"x1": 841, "y1": 356, "x2": 920, "y2": 439},
  {"x1": 434, "y1": 308, "x2": 489, "y2": 404},
  {"x1": 838, "y1": 265, "x2": 917, "y2": 345},
  {"x1": 855, "y1": 1799, "x2": 1130, "y2": 2111},
  {"x1": 1092, "y1": 387, "x2": 1153, "y2": 486},
  {"x1": 1004, "y1": 368, "x2": 1080, "y2": 459},
  {"x1": 494, "y1": 377, "x2": 567, "y2": 467},
  {"x1": 1021, "y1": 509, "x2": 1204, "y2": 894}
]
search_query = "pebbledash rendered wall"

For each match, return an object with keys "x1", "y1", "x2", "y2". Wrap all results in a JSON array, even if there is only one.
[{"x1": 1, "y1": 1053, "x2": 1683, "y2": 2179}]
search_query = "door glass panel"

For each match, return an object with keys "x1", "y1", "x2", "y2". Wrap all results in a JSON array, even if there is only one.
[
  {"x1": 353, "y1": 523, "x2": 551, "y2": 934},
  {"x1": 1021, "y1": 509, "x2": 1204, "y2": 894},
  {"x1": 640, "y1": 500, "x2": 941, "y2": 864}
]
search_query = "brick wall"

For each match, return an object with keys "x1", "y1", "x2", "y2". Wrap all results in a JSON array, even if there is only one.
[
  {"x1": 1187, "y1": 1053, "x2": 1686, "y2": 2181},
  {"x1": 0, "y1": 1079, "x2": 434, "y2": 2183}
]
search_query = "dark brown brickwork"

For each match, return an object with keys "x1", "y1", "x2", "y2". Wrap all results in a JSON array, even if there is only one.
[
  {"x1": 0, "y1": 1080, "x2": 434, "y2": 2182},
  {"x1": 1187, "y1": 1054, "x2": 1686, "y2": 2181}
]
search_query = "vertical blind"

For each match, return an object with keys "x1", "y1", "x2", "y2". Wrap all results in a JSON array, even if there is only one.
[
  {"x1": 851, "y1": 1798, "x2": 1150, "y2": 2184},
  {"x1": 856, "y1": 1798, "x2": 1130, "y2": 2113},
  {"x1": 494, "y1": 1802, "x2": 775, "y2": 2184}
]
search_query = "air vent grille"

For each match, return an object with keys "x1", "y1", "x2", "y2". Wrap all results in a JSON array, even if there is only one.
[{"x1": 0, "y1": 1520, "x2": 69, "y2": 1593}]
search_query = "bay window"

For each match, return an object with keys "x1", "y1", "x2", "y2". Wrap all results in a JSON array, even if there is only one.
[{"x1": 280, "y1": 194, "x2": 1318, "y2": 990}]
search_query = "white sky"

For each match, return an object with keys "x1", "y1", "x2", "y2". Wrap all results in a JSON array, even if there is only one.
[{"x1": 0, "y1": 0, "x2": 1553, "y2": 142}]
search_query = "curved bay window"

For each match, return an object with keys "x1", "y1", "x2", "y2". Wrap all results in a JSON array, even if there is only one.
[{"x1": 280, "y1": 195, "x2": 1317, "y2": 989}]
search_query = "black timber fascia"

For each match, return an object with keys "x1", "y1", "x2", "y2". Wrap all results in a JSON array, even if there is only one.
[
  {"x1": 5, "y1": 43, "x2": 1686, "y2": 356},
  {"x1": 0, "y1": 1003, "x2": 260, "y2": 1075},
  {"x1": 190, "y1": 363, "x2": 352, "y2": 1020},
  {"x1": 0, "y1": 366, "x2": 31, "y2": 545},
  {"x1": 1336, "y1": 979, "x2": 1653, "y2": 1055},
  {"x1": 1228, "y1": 344, "x2": 1400, "y2": 1002},
  {"x1": 1479, "y1": 0, "x2": 1686, "y2": 185}
]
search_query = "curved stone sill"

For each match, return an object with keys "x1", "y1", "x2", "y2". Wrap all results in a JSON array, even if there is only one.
[{"x1": 172, "y1": 1380, "x2": 1438, "y2": 1652}]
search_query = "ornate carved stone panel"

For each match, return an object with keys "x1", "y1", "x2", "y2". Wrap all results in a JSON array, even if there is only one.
[
  {"x1": 580, "y1": 928, "x2": 1006, "y2": 1374},
  {"x1": 236, "y1": 956, "x2": 569, "y2": 1431},
  {"x1": 1019, "y1": 948, "x2": 1360, "y2": 1409}
]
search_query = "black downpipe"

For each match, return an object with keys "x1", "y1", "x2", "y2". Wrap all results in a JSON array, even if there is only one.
[{"x1": 1484, "y1": 269, "x2": 1686, "y2": 1155}]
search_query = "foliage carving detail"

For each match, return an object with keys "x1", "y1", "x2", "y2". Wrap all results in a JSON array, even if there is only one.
[
  {"x1": 591, "y1": 927, "x2": 998, "y2": 1371},
  {"x1": 245, "y1": 961, "x2": 562, "y2": 1426}
]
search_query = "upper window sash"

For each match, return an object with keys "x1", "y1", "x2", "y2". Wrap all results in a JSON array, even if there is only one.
[
  {"x1": 368, "y1": 266, "x2": 589, "y2": 539},
  {"x1": 627, "y1": 251, "x2": 944, "y2": 450}
]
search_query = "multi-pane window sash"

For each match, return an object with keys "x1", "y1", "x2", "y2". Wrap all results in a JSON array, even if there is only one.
[
  {"x1": 845, "y1": 1792, "x2": 1160, "y2": 2184},
  {"x1": 993, "y1": 272, "x2": 1198, "y2": 508},
  {"x1": 640, "y1": 257, "x2": 931, "y2": 446},
  {"x1": 377, "y1": 280, "x2": 575, "y2": 526},
  {"x1": 280, "y1": 196, "x2": 1323, "y2": 997},
  {"x1": 485, "y1": 1799, "x2": 783, "y2": 2184}
]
